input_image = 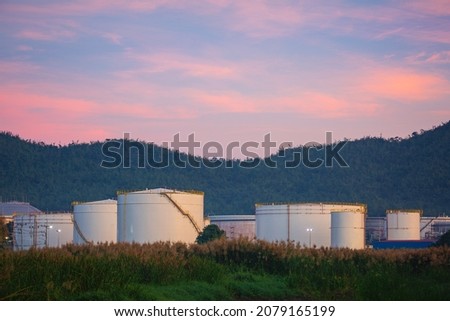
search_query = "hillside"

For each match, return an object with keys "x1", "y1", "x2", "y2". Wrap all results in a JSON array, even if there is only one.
[{"x1": 0, "y1": 122, "x2": 449, "y2": 216}]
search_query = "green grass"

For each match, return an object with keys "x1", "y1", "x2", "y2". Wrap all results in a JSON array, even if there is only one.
[{"x1": 1, "y1": 240, "x2": 449, "y2": 300}]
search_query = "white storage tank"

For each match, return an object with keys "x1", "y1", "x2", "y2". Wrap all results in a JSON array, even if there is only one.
[
  {"x1": 256, "y1": 203, "x2": 367, "y2": 247},
  {"x1": 73, "y1": 199, "x2": 117, "y2": 244},
  {"x1": 117, "y1": 188, "x2": 204, "y2": 244},
  {"x1": 331, "y1": 211, "x2": 365, "y2": 249},
  {"x1": 208, "y1": 215, "x2": 255, "y2": 240},
  {"x1": 386, "y1": 209, "x2": 421, "y2": 240},
  {"x1": 13, "y1": 212, "x2": 73, "y2": 250}
]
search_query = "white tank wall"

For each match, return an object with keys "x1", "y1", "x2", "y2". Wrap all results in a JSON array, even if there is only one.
[
  {"x1": 73, "y1": 199, "x2": 117, "y2": 244},
  {"x1": 256, "y1": 203, "x2": 366, "y2": 247},
  {"x1": 117, "y1": 188, "x2": 204, "y2": 244},
  {"x1": 387, "y1": 210, "x2": 421, "y2": 241},
  {"x1": 331, "y1": 211, "x2": 365, "y2": 249},
  {"x1": 13, "y1": 213, "x2": 73, "y2": 250}
]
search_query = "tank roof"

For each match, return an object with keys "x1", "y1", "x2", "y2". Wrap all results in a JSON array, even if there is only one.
[
  {"x1": 72, "y1": 199, "x2": 117, "y2": 206},
  {"x1": 0, "y1": 201, "x2": 42, "y2": 216},
  {"x1": 117, "y1": 188, "x2": 204, "y2": 195},
  {"x1": 208, "y1": 215, "x2": 255, "y2": 221},
  {"x1": 255, "y1": 201, "x2": 366, "y2": 208},
  {"x1": 386, "y1": 209, "x2": 423, "y2": 215}
]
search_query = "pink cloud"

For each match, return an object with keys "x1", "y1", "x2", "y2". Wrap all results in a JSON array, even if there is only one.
[
  {"x1": 0, "y1": 60, "x2": 40, "y2": 74},
  {"x1": 224, "y1": 1, "x2": 303, "y2": 38},
  {"x1": 126, "y1": 52, "x2": 239, "y2": 79},
  {"x1": 273, "y1": 92, "x2": 348, "y2": 118},
  {"x1": 0, "y1": 82, "x2": 198, "y2": 145},
  {"x1": 0, "y1": 89, "x2": 95, "y2": 115},
  {"x1": 188, "y1": 89, "x2": 376, "y2": 120},
  {"x1": 360, "y1": 68, "x2": 449, "y2": 101},
  {"x1": 407, "y1": 51, "x2": 450, "y2": 64},
  {"x1": 3, "y1": 0, "x2": 182, "y2": 16},
  {"x1": 17, "y1": 45, "x2": 33, "y2": 51},
  {"x1": 404, "y1": 0, "x2": 450, "y2": 16},
  {"x1": 189, "y1": 91, "x2": 258, "y2": 113},
  {"x1": 101, "y1": 32, "x2": 122, "y2": 45},
  {"x1": 426, "y1": 51, "x2": 450, "y2": 63},
  {"x1": 4, "y1": 0, "x2": 304, "y2": 39},
  {"x1": 16, "y1": 29, "x2": 76, "y2": 41}
]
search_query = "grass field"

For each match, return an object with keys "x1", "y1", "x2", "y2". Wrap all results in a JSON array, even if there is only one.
[{"x1": 1, "y1": 239, "x2": 449, "y2": 300}]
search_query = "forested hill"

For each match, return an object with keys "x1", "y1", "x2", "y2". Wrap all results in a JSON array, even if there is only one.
[{"x1": 1, "y1": 122, "x2": 449, "y2": 216}]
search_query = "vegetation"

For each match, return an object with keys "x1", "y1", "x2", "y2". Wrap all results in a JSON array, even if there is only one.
[
  {"x1": 0, "y1": 122, "x2": 449, "y2": 216},
  {"x1": 435, "y1": 231, "x2": 450, "y2": 247},
  {"x1": 0, "y1": 239, "x2": 449, "y2": 300},
  {"x1": 0, "y1": 218, "x2": 8, "y2": 249},
  {"x1": 196, "y1": 224, "x2": 226, "y2": 244}
]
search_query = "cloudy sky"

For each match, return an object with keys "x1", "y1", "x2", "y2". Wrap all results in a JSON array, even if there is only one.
[{"x1": 0, "y1": 0, "x2": 449, "y2": 156}]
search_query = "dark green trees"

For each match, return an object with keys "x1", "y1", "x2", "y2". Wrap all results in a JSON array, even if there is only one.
[{"x1": 196, "y1": 224, "x2": 226, "y2": 244}]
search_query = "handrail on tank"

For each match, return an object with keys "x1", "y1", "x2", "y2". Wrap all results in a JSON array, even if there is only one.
[
  {"x1": 255, "y1": 201, "x2": 367, "y2": 210},
  {"x1": 160, "y1": 192, "x2": 202, "y2": 234},
  {"x1": 71, "y1": 200, "x2": 116, "y2": 206},
  {"x1": 72, "y1": 217, "x2": 93, "y2": 245},
  {"x1": 12, "y1": 211, "x2": 72, "y2": 217},
  {"x1": 386, "y1": 209, "x2": 423, "y2": 215},
  {"x1": 117, "y1": 188, "x2": 204, "y2": 195}
]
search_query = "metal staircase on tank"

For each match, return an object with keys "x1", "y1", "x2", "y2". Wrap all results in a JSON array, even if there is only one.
[
  {"x1": 161, "y1": 192, "x2": 202, "y2": 234},
  {"x1": 72, "y1": 217, "x2": 93, "y2": 244}
]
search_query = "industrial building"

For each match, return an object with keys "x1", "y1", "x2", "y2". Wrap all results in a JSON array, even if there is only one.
[
  {"x1": 365, "y1": 215, "x2": 450, "y2": 245},
  {"x1": 13, "y1": 212, "x2": 73, "y2": 250},
  {"x1": 365, "y1": 217, "x2": 387, "y2": 244},
  {"x1": 6, "y1": 190, "x2": 449, "y2": 251},
  {"x1": 208, "y1": 215, "x2": 255, "y2": 240},
  {"x1": 420, "y1": 216, "x2": 450, "y2": 240}
]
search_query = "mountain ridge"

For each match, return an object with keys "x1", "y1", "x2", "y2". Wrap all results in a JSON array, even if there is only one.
[{"x1": 1, "y1": 121, "x2": 449, "y2": 216}]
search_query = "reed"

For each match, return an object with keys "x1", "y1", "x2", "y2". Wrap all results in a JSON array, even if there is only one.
[{"x1": 0, "y1": 240, "x2": 448, "y2": 300}]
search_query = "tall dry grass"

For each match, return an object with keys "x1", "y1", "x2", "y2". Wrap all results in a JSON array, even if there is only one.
[{"x1": 0, "y1": 239, "x2": 449, "y2": 300}]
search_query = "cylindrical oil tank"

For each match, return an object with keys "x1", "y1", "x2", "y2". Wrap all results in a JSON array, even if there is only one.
[
  {"x1": 331, "y1": 211, "x2": 365, "y2": 249},
  {"x1": 256, "y1": 203, "x2": 367, "y2": 247},
  {"x1": 117, "y1": 188, "x2": 204, "y2": 244},
  {"x1": 386, "y1": 209, "x2": 421, "y2": 240},
  {"x1": 73, "y1": 199, "x2": 117, "y2": 244},
  {"x1": 13, "y1": 212, "x2": 73, "y2": 250}
]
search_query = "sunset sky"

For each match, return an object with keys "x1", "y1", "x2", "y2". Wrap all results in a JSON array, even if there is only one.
[{"x1": 1, "y1": 0, "x2": 449, "y2": 157}]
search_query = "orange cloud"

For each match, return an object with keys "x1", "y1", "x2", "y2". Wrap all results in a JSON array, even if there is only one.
[
  {"x1": 187, "y1": 89, "x2": 376, "y2": 120},
  {"x1": 272, "y1": 92, "x2": 348, "y2": 118},
  {"x1": 360, "y1": 69, "x2": 449, "y2": 101}
]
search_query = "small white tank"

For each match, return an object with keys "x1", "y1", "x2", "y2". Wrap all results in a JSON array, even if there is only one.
[
  {"x1": 117, "y1": 188, "x2": 204, "y2": 244},
  {"x1": 386, "y1": 209, "x2": 421, "y2": 240},
  {"x1": 72, "y1": 199, "x2": 117, "y2": 244},
  {"x1": 331, "y1": 211, "x2": 365, "y2": 249}
]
